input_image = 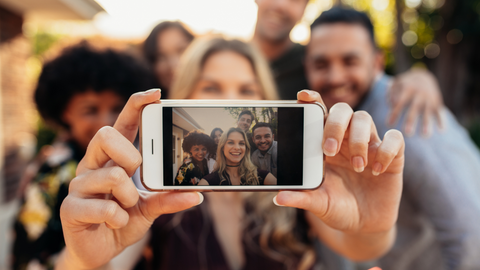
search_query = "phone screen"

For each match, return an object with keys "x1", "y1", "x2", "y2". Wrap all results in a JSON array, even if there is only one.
[{"x1": 160, "y1": 106, "x2": 304, "y2": 186}]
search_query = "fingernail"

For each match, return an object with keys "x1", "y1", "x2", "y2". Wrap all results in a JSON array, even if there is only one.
[
  {"x1": 422, "y1": 125, "x2": 432, "y2": 138},
  {"x1": 372, "y1": 162, "x2": 382, "y2": 176},
  {"x1": 298, "y1": 89, "x2": 309, "y2": 94},
  {"x1": 405, "y1": 125, "x2": 414, "y2": 137},
  {"x1": 323, "y1": 138, "x2": 338, "y2": 156},
  {"x1": 352, "y1": 156, "x2": 365, "y2": 173},
  {"x1": 273, "y1": 195, "x2": 283, "y2": 207},
  {"x1": 145, "y1": 88, "x2": 161, "y2": 94},
  {"x1": 196, "y1": 192, "x2": 204, "y2": 205}
]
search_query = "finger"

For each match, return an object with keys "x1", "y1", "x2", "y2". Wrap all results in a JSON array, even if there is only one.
[
  {"x1": 322, "y1": 103, "x2": 353, "y2": 156},
  {"x1": 70, "y1": 166, "x2": 139, "y2": 209},
  {"x1": 403, "y1": 97, "x2": 423, "y2": 136},
  {"x1": 61, "y1": 196, "x2": 129, "y2": 229},
  {"x1": 113, "y1": 89, "x2": 161, "y2": 143},
  {"x1": 371, "y1": 129, "x2": 404, "y2": 176},
  {"x1": 78, "y1": 127, "x2": 142, "y2": 176},
  {"x1": 297, "y1": 89, "x2": 326, "y2": 106},
  {"x1": 387, "y1": 87, "x2": 412, "y2": 127},
  {"x1": 421, "y1": 106, "x2": 433, "y2": 138},
  {"x1": 274, "y1": 190, "x2": 328, "y2": 218},
  {"x1": 435, "y1": 107, "x2": 447, "y2": 132},
  {"x1": 141, "y1": 191, "x2": 204, "y2": 222},
  {"x1": 349, "y1": 111, "x2": 377, "y2": 172},
  {"x1": 387, "y1": 79, "x2": 401, "y2": 105}
]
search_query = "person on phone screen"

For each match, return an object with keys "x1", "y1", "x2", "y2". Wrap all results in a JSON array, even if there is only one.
[
  {"x1": 236, "y1": 110, "x2": 257, "y2": 152},
  {"x1": 207, "y1": 127, "x2": 223, "y2": 172},
  {"x1": 56, "y1": 37, "x2": 405, "y2": 270},
  {"x1": 198, "y1": 127, "x2": 276, "y2": 186},
  {"x1": 305, "y1": 7, "x2": 480, "y2": 269},
  {"x1": 251, "y1": 122, "x2": 277, "y2": 177},
  {"x1": 175, "y1": 130, "x2": 215, "y2": 185}
]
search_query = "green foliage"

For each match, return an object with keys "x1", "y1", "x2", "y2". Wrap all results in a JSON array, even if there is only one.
[
  {"x1": 35, "y1": 119, "x2": 57, "y2": 154},
  {"x1": 28, "y1": 30, "x2": 63, "y2": 153},
  {"x1": 31, "y1": 31, "x2": 63, "y2": 57}
]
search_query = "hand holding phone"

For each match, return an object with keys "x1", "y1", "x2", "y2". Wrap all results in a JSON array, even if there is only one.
[
  {"x1": 276, "y1": 91, "x2": 405, "y2": 254},
  {"x1": 57, "y1": 89, "x2": 405, "y2": 269},
  {"x1": 58, "y1": 90, "x2": 203, "y2": 269}
]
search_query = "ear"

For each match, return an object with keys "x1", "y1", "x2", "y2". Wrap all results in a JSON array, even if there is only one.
[{"x1": 373, "y1": 50, "x2": 385, "y2": 76}]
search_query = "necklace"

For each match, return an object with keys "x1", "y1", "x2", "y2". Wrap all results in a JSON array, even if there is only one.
[{"x1": 226, "y1": 164, "x2": 240, "y2": 167}]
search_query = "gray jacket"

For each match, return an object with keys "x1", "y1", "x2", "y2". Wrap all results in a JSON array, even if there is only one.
[{"x1": 360, "y1": 75, "x2": 480, "y2": 270}]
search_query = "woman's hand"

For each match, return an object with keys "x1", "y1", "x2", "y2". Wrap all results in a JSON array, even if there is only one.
[
  {"x1": 275, "y1": 90, "x2": 404, "y2": 261},
  {"x1": 387, "y1": 68, "x2": 445, "y2": 137},
  {"x1": 57, "y1": 89, "x2": 203, "y2": 270}
]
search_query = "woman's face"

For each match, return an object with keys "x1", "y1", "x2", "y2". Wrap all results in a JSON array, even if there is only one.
[
  {"x1": 62, "y1": 90, "x2": 125, "y2": 151},
  {"x1": 223, "y1": 131, "x2": 246, "y2": 165},
  {"x1": 214, "y1": 130, "x2": 223, "y2": 145},
  {"x1": 189, "y1": 51, "x2": 263, "y2": 100},
  {"x1": 190, "y1": 144, "x2": 207, "y2": 162},
  {"x1": 154, "y1": 27, "x2": 191, "y2": 89}
]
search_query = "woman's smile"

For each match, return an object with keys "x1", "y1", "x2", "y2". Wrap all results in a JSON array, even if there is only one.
[{"x1": 223, "y1": 131, "x2": 246, "y2": 165}]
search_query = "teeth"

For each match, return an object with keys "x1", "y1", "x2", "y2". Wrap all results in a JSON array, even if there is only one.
[{"x1": 331, "y1": 86, "x2": 350, "y2": 98}]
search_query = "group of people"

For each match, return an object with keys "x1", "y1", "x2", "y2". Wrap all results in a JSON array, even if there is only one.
[
  {"x1": 4, "y1": 1, "x2": 480, "y2": 270},
  {"x1": 175, "y1": 110, "x2": 278, "y2": 186}
]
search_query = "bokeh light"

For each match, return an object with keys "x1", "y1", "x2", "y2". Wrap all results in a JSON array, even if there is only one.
[
  {"x1": 424, "y1": 43, "x2": 440, "y2": 58},
  {"x1": 402, "y1": 30, "x2": 418, "y2": 46},
  {"x1": 405, "y1": 0, "x2": 421, "y2": 9},
  {"x1": 447, "y1": 29, "x2": 463, "y2": 44}
]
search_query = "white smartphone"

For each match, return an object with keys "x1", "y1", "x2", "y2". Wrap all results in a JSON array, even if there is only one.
[{"x1": 140, "y1": 100, "x2": 325, "y2": 191}]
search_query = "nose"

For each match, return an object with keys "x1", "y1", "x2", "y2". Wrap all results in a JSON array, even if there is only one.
[
  {"x1": 222, "y1": 89, "x2": 240, "y2": 100},
  {"x1": 327, "y1": 62, "x2": 347, "y2": 87},
  {"x1": 100, "y1": 112, "x2": 118, "y2": 130},
  {"x1": 272, "y1": 0, "x2": 289, "y2": 11}
]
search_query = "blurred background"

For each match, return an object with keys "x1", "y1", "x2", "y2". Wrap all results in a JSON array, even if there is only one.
[{"x1": 0, "y1": 0, "x2": 479, "y2": 208}]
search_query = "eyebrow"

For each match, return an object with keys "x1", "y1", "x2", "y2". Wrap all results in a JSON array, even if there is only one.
[{"x1": 311, "y1": 51, "x2": 362, "y2": 61}]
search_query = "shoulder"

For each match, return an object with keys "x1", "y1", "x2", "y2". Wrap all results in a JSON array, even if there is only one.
[
  {"x1": 257, "y1": 169, "x2": 270, "y2": 179},
  {"x1": 180, "y1": 160, "x2": 194, "y2": 170},
  {"x1": 203, "y1": 171, "x2": 220, "y2": 185}
]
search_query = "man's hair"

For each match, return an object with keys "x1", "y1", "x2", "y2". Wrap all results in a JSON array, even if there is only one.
[
  {"x1": 310, "y1": 7, "x2": 376, "y2": 47},
  {"x1": 35, "y1": 42, "x2": 154, "y2": 129},
  {"x1": 238, "y1": 110, "x2": 254, "y2": 122},
  {"x1": 182, "y1": 130, "x2": 215, "y2": 154},
  {"x1": 252, "y1": 122, "x2": 273, "y2": 135}
]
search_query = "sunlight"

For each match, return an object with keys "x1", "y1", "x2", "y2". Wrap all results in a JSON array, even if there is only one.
[{"x1": 93, "y1": 0, "x2": 258, "y2": 39}]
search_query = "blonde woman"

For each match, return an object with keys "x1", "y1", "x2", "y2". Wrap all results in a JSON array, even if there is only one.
[
  {"x1": 170, "y1": 36, "x2": 278, "y2": 100},
  {"x1": 56, "y1": 37, "x2": 405, "y2": 270},
  {"x1": 199, "y1": 127, "x2": 276, "y2": 186}
]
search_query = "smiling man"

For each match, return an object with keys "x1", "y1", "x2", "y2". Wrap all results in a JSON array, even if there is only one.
[
  {"x1": 305, "y1": 7, "x2": 480, "y2": 270},
  {"x1": 252, "y1": 0, "x2": 310, "y2": 99},
  {"x1": 251, "y1": 122, "x2": 277, "y2": 177}
]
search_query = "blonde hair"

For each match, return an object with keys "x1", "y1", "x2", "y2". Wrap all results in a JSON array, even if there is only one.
[
  {"x1": 169, "y1": 36, "x2": 278, "y2": 100},
  {"x1": 169, "y1": 37, "x2": 313, "y2": 269},
  {"x1": 215, "y1": 128, "x2": 259, "y2": 185}
]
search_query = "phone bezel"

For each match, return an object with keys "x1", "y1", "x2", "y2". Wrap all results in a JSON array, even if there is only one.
[{"x1": 140, "y1": 100, "x2": 325, "y2": 191}]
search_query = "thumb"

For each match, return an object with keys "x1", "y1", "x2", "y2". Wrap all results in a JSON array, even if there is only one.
[
  {"x1": 274, "y1": 190, "x2": 328, "y2": 218},
  {"x1": 141, "y1": 191, "x2": 204, "y2": 222}
]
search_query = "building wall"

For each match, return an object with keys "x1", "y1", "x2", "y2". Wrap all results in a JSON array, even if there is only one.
[{"x1": 0, "y1": 5, "x2": 36, "y2": 203}]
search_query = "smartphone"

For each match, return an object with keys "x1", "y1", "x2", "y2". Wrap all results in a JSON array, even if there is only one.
[{"x1": 140, "y1": 100, "x2": 325, "y2": 191}]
